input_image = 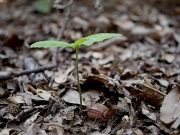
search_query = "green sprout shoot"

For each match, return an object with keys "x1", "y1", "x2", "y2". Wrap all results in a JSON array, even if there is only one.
[{"x1": 31, "y1": 33, "x2": 123, "y2": 110}]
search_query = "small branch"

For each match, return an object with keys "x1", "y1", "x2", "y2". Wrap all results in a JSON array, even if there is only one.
[
  {"x1": 49, "y1": 1, "x2": 72, "y2": 86},
  {"x1": 53, "y1": 2, "x2": 72, "y2": 65},
  {"x1": 0, "y1": 64, "x2": 56, "y2": 81},
  {"x1": 56, "y1": 3, "x2": 72, "y2": 41}
]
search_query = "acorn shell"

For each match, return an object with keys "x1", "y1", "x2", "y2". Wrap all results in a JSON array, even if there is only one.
[{"x1": 87, "y1": 103, "x2": 109, "y2": 121}]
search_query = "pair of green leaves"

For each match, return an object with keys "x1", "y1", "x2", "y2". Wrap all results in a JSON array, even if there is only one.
[{"x1": 31, "y1": 33, "x2": 122, "y2": 49}]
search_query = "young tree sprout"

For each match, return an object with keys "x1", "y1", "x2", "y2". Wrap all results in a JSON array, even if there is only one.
[{"x1": 31, "y1": 33, "x2": 123, "y2": 110}]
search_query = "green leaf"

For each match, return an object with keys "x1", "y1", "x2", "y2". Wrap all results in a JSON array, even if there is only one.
[
  {"x1": 34, "y1": 0, "x2": 52, "y2": 14},
  {"x1": 74, "y1": 38, "x2": 86, "y2": 47},
  {"x1": 31, "y1": 41, "x2": 73, "y2": 48},
  {"x1": 79, "y1": 33, "x2": 123, "y2": 47}
]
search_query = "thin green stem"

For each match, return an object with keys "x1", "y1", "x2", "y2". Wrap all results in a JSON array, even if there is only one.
[{"x1": 75, "y1": 47, "x2": 82, "y2": 110}]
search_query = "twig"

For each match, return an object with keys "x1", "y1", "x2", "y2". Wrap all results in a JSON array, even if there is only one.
[
  {"x1": 0, "y1": 64, "x2": 55, "y2": 81},
  {"x1": 49, "y1": 1, "x2": 72, "y2": 87},
  {"x1": 52, "y1": 1, "x2": 72, "y2": 65}
]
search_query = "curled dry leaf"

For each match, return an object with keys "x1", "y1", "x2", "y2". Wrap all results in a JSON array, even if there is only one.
[
  {"x1": 160, "y1": 84, "x2": 180, "y2": 129},
  {"x1": 84, "y1": 74, "x2": 122, "y2": 94},
  {"x1": 139, "y1": 77, "x2": 165, "y2": 108},
  {"x1": 141, "y1": 102, "x2": 156, "y2": 121}
]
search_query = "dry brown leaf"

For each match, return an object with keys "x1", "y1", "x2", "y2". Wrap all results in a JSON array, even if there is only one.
[
  {"x1": 160, "y1": 84, "x2": 180, "y2": 129},
  {"x1": 139, "y1": 77, "x2": 165, "y2": 107},
  {"x1": 17, "y1": 93, "x2": 32, "y2": 106},
  {"x1": 54, "y1": 70, "x2": 68, "y2": 84},
  {"x1": 48, "y1": 125, "x2": 64, "y2": 135},
  {"x1": 60, "y1": 106, "x2": 76, "y2": 121},
  {"x1": 114, "y1": 19, "x2": 135, "y2": 30},
  {"x1": 36, "y1": 89, "x2": 51, "y2": 101},
  {"x1": 62, "y1": 90, "x2": 86, "y2": 106},
  {"x1": 0, "y1": 86, "x2": 11, "y2": 99},
  {"x1": 0, "y1": 128, "x2": 13, "y2": 135},
  {"x1": 82, "y1": 89, "x2": 101, "y2": 107},
  {"x1": 23, "y1": 112, "x2": 40, "y2": 128},
  {"x1": 161, "y1": 53, "x2": 175, "y2": 63},
  {"x1": 97, "y1": 55, "x2": 114, "y2": 65},
  {"x1": 6, "y1": 96, "x2": 25, "y2": 104},
  {"x1": 84, "y1": 74, "x2": 122, "y2": 94},
  {"x1": 141, "y1": 102, "x2": 156, "y2": 121},
  {"x1": 132, "y1": 128, "x2": 143, "y2": 135}
]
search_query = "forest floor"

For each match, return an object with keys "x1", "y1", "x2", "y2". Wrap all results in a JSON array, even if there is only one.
[{"x1": 1, "y1": 0, "x2": 180, "y2": 134}]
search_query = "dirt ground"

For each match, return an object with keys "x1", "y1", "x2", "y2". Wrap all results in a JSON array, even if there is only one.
[{"x1": 1, "y1": 0, "x2": 180, "y2": 134}]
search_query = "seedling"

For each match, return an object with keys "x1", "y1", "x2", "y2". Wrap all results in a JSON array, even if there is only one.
[{"x1": 31, "y1": 33, "x2": 122, "y2": 110}]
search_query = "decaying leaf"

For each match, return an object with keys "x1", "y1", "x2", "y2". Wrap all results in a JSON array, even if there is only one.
[
  {"x1": 36, "y1": 89, "x2": 51, "y2": 101},
  {"x1": 141, "y1": 102, "x2": 156, "y2": 121},
  {"x1": 139, "y1": 77, "x2": 165, "y2": 107},
  {"x1": 2, "y1": 0, "x2": 180, "y2": 134},
  {"x1": 60, "y1": 106, "x2": 76, "y2": 120},
  {"x1": 54, "y1": 70, "x2": 68, "y2": 84},
  {"x1": 82, "y1": 89, "x2": 101, "y2": 107},
  {"x1": 132, "y1": 128, "x2": 143, "y2": 135},
  {"x1": 48, "y1": 125, "x2": 64, "y2": 135},
  {"x1": 62, "y1": 90, "x2": 86, "y2": 106},
  {"x1": 23, "y1": 112, "x2": 40, "y2": 128},
  {"x1": 161, "y1": 53, "x2": 175, "y2": 63},
  {"x1": 83, "y1": 74, "x2": 122, "y2": 94},
  {"x1": 116, "y1": 97, "x2": 130, "y2": 113},
  {"x1": 0, "y1": 128, "x2": 13, "y2": 135},
  {"x1": 160, "y1": 84, "x2": 180, "y2": 129},
  {"x1": 7, "y1": 103, "x2": 22, "y2": 116},
  {"x1": 6, "y1": 96, "x2": 25, "y2": 104}
]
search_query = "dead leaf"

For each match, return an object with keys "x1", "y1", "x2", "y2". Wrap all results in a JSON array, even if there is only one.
[
  {"x1": 114, "y1": 19, "x2": 135, "y2": 30},
  {"x1": 72, "y1": 17, "x2": 89, "y2": 30},
  {"x1": 132, "y1": 128, "x2": 143, "y2": 135},
  {"x1": 82, "y1": 89, "x2": 101, "y2": 107},
  {"x1": 62, "y1": 90, "x2": 86, "y2": 106},
  {"x1": 97, "y1": 55, "x2": 114, "y2": 65},
  {"x1": 131, "y1": 26, "x2": 154, "y2": 34},
  {"x1": 37, "y1": 89, "x2": 51, "y2": 101},
  {"x1": 48, "y1": 125, "x2": 64, "y2": 135},
  {"x1": 23, "y1": 112, "x2": 40, "y2": 128},
  {"x1": 0, "y1": 128, "x2": 13, "y2": 135},
  {"x1": 54, "y1": 70, "x2": 68, "y2": 84},
  {"x1": 84, "y1": 74, "x2": 122, "y2": 94},
  {"x1": 141, "y1": 102, "x2": 156, "y2": 121},
  {"x1": 160, "y1": 84, "x2": 180, "y2": 129},
  {"x1": 116, "y1": 97, "x2": 129, "y2": 113},
  {"x1": 4, "y1": 34, "x2": 24, "y2": 50},
  {"x1": 139, "y1": 77, "x2": 165, "y2": 107},
  {"x1": 0, "y1": 86, "x2": 11, "y2": 99},
  {"x1": 161, "y1": 53, "x2": 175, "y2": 63},
  {"x1": 6, "y1": 95, "x2": 25, "y2": 104},
  {"x1": 60, "y1": 106, "x2": 76, "y2": 120}
]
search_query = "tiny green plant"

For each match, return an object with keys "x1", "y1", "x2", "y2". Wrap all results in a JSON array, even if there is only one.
[{"x1": 31, "y1": 33, "x2": 122, "y2": 110}]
